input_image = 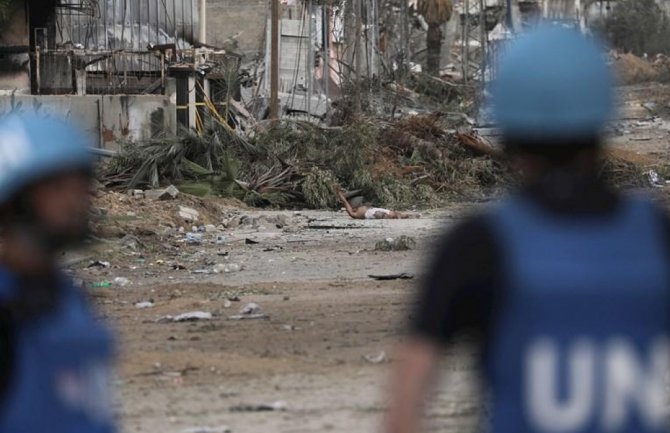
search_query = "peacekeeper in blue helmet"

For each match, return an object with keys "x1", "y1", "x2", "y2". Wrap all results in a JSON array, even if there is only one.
[
  {"x1": 0, "y1": 114, "x2": 115, "y2": 433},
  {"x1": 384, "y1": 25, "x2": 670, "y2": 433}
]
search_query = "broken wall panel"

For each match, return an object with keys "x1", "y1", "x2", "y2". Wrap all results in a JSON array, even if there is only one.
[
  {"x1": 52, "y1": 0, "x2": 200, "y2": 51},
  {"x1": 0, "y1": 2, "x2": 30, "y2": 94}
]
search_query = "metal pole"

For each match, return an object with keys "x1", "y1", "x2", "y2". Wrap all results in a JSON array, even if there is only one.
[
  {"x1": 353, "y1": 0, "x2": 362, "y2": 114},
  {"x1": 463, "y1": 0, "x2": 469, "y2": 84},
  {"x1": 401, "y1": 0, "x2": 410, "y2": 81},
  {"x1": 506, "y1": 0, "x2": 513, "y2": 31},
  {"x1": 199, "y1": 0, "x2": 207, "y2": 45},
  {"x1": 323, "y1": 3, "x2": 329, "y2": 110},
  {"x1": 480, "y1": 0, "x2": 486, "y2": 84},
  {"x1": 270, "y1": 0, "x2": 280, "y2": 122},
  {"x1": 307, "y1": 0, "x2": 313, "y2": 116}
]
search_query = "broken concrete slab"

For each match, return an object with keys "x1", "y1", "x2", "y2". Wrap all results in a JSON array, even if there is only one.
[
  {"x1": 146, "y1": 185, "x2": 180, "y2": 200},
  {"x1": 178, "y1": 206, "x2": 200, "y2": 222}
]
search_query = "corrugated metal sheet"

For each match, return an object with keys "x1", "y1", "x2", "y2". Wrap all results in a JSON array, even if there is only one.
[{"x1": 54, "y1": 0, "x2": 199, "y2": 51}]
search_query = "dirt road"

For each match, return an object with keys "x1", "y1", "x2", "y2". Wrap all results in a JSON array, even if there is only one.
[{"x1": 78, "y1": 208, "x2": 482, "y2": 433}]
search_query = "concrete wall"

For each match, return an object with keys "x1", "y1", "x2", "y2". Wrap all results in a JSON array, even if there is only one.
[
  {"x1": 207, "y1": 0, "x2": 268, "y2": 56},
  {"x1": 0, "y1": 95, "x2": 177, "y2": 150}
]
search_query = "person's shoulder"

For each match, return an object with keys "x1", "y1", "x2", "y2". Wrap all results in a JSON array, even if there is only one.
[
  {"x1": 0, "y1": 267, "x2": 16, "y2": 300},
  {"x1": 437, "y1": 209, "x2": 499, "y2": 248}
]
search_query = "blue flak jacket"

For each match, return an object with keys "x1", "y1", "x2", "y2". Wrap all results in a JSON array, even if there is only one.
[
  {"x1": 0, "y1": 269, "x2": 116, "y2": 433},
  {"x1": 486, "y1": 194, "x2": 670, "y2": 433}
]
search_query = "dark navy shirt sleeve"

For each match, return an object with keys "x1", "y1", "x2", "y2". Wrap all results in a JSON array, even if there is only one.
[{"x1": 410, "y1": 214, "x2": 502, "y2": 346}]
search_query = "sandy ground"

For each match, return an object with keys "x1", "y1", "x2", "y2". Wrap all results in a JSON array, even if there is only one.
[{"x1": 74, "y1": 83, "x2": 670, "y2": 433}]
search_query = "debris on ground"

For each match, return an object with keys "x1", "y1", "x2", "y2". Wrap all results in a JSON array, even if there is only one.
[
  {"x1": 363, "y1": 351, "x2": 388, "y2": 364},
  {"x1": 135, "y1": 301, "x2": 155, "y2": 309},
  {"x1": 113, "y1": 277, "x2": 131, "y2": 287},
  {"x1": 375, "y1": 236, "x2": 417, "y2": 251},
  {"x1": 145, "y1": 185, "x2": 180, "y2": 201},
  {"x1": 213, "y1": 263, "x2": 242, "y2": 274},
  {"x1": 368, "y1": 272, "x2": 415, "y2": 281},
  {"x1": 182, "y1": 427, "x2": 231, "y2": 433},
  {"x1": 229, "y1": 401, "x2": 287, "y2": 413},
  {"x1": 160, "y1": 311, "x2": 214, "y2": 323}
]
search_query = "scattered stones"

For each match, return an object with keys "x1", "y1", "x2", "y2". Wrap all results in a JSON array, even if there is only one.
[
  {"x1": 120, "y1": 234, "x2": 142, "y2": 251},
  {"x1": 213, "y1": 263, "x2": 242, "y2": 274},
  {"x1": 145, "y1": 185, "x2": 180, "y2": 200},
  {"x1": 87, "y1": 260, "x2": 111, "y2": 269},
  {"x1": 375, "y1": 235, "x2": 417, "y2": 251},
  {"x1": 178, "y1": 206, "x2": 200, "y2": 222},
  {"x1": 128, "y1": 189, "x2": 145, "y2": 198},
  {"x1": 205, "y1": 224, "x2": 217, "y2": 232}
]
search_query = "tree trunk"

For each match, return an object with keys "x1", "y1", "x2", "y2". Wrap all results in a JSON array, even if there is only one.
[{"x1": 426, "y1": 23, "x2": 443, "y2": 76}]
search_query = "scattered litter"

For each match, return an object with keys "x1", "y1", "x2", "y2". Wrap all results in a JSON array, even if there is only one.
[
  {"x1": 363, "y1": 351, "x2": 388, "y2": 364},
  {"x1": 229, "y1": 314, "x2": 267, "y2": 320},
  {"x1": 159, "y1": 311, "x2": 214, "y2": 323},
  {"x1": 178, "y1": 206, "x2": 200, "y2": 222},
  {"x1": 223, "y1": 300, "x2": 233, "y2": 308},
  {"x1": 135, "y1": 301, "x2": 155, "y2": 309},
  {"x1": 205, "y1": 224, "x2": 217, "y2": 232},
  {"x1": 263, "y1": 246, "x2": 283, "y2": 252},
  {"x1": 193, "y1": 269, "x2": 211, "y2": 275},
  {"x1": 216, "y1": 235, "x2": 227, "y2": 245},
  {"x1": 213, "y1": 263, "x2": 242, "y2": 274},
  {"x1": 182, "y1": 427, "x2": 231, "y2": 433},
  {"x1": 172, "y1": 264, "x2": 187, "y2": 270},
  {"x1": 113, "y1": 277, "x2": 131, "y2": 287},
  {"x1": 240, "y1": 303, "x2": 261, "y2": 315},
  {"x1": 229, "y1": 401, "x2": 287, "y2": 412},
  {"x1": 648, "y1": 170, "x2": 665, "y2": 187},
  {"x1": 375, "y1": 235, "x2": 417, "y2": 251},
  {"x1": 245, "y1": 238, "x2": 260, "y2": 245},
  {"x1": 87, "y1": 260, "x2": 111, "y2": 269},
  {"x1": 90, "y1": 281, "x2": 112, "y2": 289},
  {"x1": 120, "y1": 234, "x2": 142, "y2": 251},
  {"x1": 186, "y1": 233, "x2": 204, "y2": 244},
  {"x1": 369, "y1": 272, "x2": 415, "y2": 281}
]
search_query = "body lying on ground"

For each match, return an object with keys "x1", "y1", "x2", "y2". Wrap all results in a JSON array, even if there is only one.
[{"x1": 335, "y1": 188, "x2": 419, "y2": 220}]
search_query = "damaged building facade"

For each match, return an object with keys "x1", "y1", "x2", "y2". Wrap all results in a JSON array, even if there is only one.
[{"x1": 0, "y1": 0, "x2": 236, "y2": 149}]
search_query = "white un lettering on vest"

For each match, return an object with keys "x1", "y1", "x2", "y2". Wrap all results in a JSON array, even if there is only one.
[{"x1": 525, "y1": 337, "x2": 669, "y2": 432}]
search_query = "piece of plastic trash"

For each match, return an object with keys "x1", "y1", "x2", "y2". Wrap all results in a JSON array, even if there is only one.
[
  {"x1": 213, "y1": 263, "x2": 242, "y2": 274},
  {"x1": 216, "y1": 235, "x2": 227, "y2": 245},
  {"x1": 135, "y1": 301, "x2": 154, "y2": 309},
  {"x1": 240, "y1": 303, "x2": 261, "y2": 315},
  {"x1": 186, "y1": 233, "x2": 204, "y2": 244},
  {"x1": 91, "y1": 281, "x2": 112, "y2": 288},
  {"x1": 363, "y1": 351, "x2": 387, "y2": 364},
  {"x1": 113, "y1": 277, "x2": 130, "y2": 287}
]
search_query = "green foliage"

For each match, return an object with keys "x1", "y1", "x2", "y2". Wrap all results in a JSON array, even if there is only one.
[
  {"x1": 596, "y1": 0, "x2": 670, "y2": 55},
  {"x1": 302, "y1": 167, "x2": 339, "y2": 209}
]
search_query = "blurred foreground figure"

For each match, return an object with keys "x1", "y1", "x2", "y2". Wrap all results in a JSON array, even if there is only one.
[
  {"x1": 385, "y1": 26, "x2": 670, "y2": 433},
  {"x1": 0, "y1": 115, "x2": 115, "y2": 433}
]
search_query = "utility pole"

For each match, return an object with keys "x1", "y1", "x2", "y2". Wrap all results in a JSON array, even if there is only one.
[
  {"x1": 199, "y1": 0, "x2": 207, "y2": 45},
  {"x1": 271, "y1": 0, "x2": 280, "y2": 122},
  {"x1": 307, "y1": 0, "x2": 314, "y2": 116},
  {"x1": 353, "y1": 0, "x2": 362, "y2": 115}
]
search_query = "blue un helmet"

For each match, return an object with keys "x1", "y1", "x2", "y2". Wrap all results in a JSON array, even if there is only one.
[
  {"x1": 491, "y1": 25, "x2": 615, "y2": 142},
  {"x1": 0, "y1": 114, "x2": 93, "y2": 205}
]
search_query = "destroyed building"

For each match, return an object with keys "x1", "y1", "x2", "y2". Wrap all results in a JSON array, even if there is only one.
[{"x1": 0, "y1": 0, "x2": 237, "y2": 148}]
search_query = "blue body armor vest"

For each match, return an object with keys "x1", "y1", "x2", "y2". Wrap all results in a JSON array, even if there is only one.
[
  {"x1": 0, "y1": 269, "x2": 115, "y2": 433},
  {"x1": 486, "y1": 195, "x2": 670, "y2": 433}
]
